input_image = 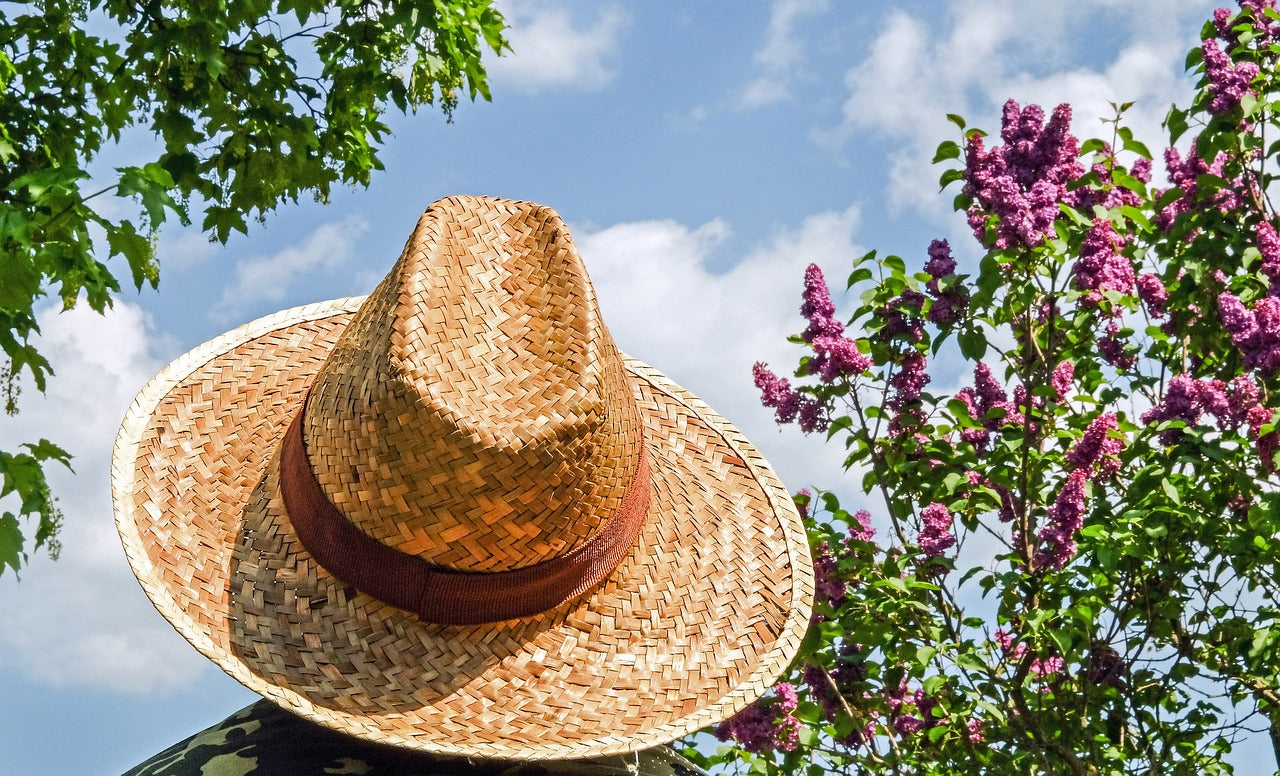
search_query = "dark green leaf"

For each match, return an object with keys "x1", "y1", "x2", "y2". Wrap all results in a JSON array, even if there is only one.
[
  {"x1": 0, "y1": 204, "x2": 33, "y2": 249},
  {"x1": 1081, "y1": 138, "x2": 1108, "y2": 154},
  {"x1": 958, "y1": 327, "x2": 987, "y2": 361},
  {"x1": 0, "y1": 513, "x2": 22, "y2": 577},
  {"x1": 116, "y1": 164, "x2": 178, "y2": 226},
  {"x1": 933, "y1": 140, "x2": 961, "y2": 163},
  {"x1": 1121, "y1": 135, "x2": 1153, "y2": 159},
  {"x1": 1185, "y1": 45, "x2": 1204, "y2": 71},
  {"x1": 22, "y1": 440, "x2": 72, "y2": 468},
  {"x1": 1165, "y1": 105, "x2": 1190, "y2": 143},
  {"x1": 106, "y1": 221, "x2": 159, "y2": 290},
  {"x1": 916, "y1": 645, "x2": 937, "y2": 666},
  {"x1": 846, "y1": 266, "x2": 874, "y2": 289},
  {"x1": 939, "y1": 167, "x2": 965, "y2": 190}
]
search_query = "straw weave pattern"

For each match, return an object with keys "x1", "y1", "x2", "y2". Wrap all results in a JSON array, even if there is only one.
[
  {"x1": 112, "y1": 197, "x2": 814, "y2": 759},
  {"x1": 303, "y1": 199, "x2": 642, "y2": 572}
]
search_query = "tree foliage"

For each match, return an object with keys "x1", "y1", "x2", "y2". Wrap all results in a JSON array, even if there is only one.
[
  {"x1": 0, "y1": 0, "x2": 508, "y2": 575},
  {"x1": 690, "y1": 2, "x2": 1280, "y2": 773}
]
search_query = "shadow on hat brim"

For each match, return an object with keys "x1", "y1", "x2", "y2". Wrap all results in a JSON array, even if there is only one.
[{"x1": 112, "y1": 296, "x2": 814, "y2": 760}]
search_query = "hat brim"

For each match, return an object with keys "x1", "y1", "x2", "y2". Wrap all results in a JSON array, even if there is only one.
[{"x1": 112, "y1": 296, "x2": 814, "y2": 760}]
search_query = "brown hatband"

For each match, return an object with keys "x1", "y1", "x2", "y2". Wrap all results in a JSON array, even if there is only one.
[{"x1": 278, "y1": 400, "x2": 652, "y2": 626}]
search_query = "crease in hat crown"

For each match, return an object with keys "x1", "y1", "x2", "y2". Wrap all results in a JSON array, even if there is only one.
[{"x1": 299, "y1": 195, "x2": 645, "y2": 573}]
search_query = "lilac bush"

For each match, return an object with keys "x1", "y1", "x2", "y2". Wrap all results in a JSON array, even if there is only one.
[{"x1": 689, "y1": 2, "x2": 1280, "y2": 773}]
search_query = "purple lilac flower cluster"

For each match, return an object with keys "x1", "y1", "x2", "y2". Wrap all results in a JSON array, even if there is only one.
[
  {"x1": 1064, "y1": 413, "x2": 1125, "y2": 480},
  {"x1": 1215, "y1": 1, "x2": 1280, "y2": 45},
  {"x1": 1156, "y1": 143, "x2": 1244, "y2": 231},
  {"x1": 715, "y1": 682, "x2": 802, "y2": 754},
  {"x1": 1137, "y1": 273, "x2": 1168, "y2": 318},
  {"x1": 812, "y1": 541, "x2": 847, "y2": 612},
  {"x1": 802, "y1": 664, "x2": 849, "y2": 738},
  {"x1": 1250, "y1": 406, "x2": 1279, "y2": 473},
  {"x1": 846, "y1": 509, "x2": 876, "y2": 544},
  {"x1": 923, "y1": 239, "x2": 955, "y2": 287},
  {"x1": 1087, "y1": 643, "x2": 1128, "y2": 690},
  {"x1": 1245, "y1": 0, "x2": 1280, "y2": 34},
  {"x1": 754, "y1": 265, "x2": 876, "y2": 434},
  {"x1": 1070, "y1": 148, "x2": 1153, "y2": 213},
  {"x1": 813, "y1": 664, "x2": 979, "y2": 745},
  {"x1": 802, "y1": 264, "x2": 874, "y2": 381},
  {"x1": 1215, "y1": 6, "x2": 1241, "y2": 42},
  {"x1": 1032, "y1": 654, "x2": 1066, "y2": 679},
  {"x1": 1074, "y1": 219, "x2": 1135, "y2": 308},
  {"x1": 993, "y1": 629, "x2": 1027, "y2": 661},
  {"x1": 1141, "y1": 374, "x2": 1276, "y2": 470},
  {"x1": 1140, "y1": 376, "x2": 1205, "y2": 445},
  {"x1": 954, "y1": 391, "x2": 991, "y2": 453},
  {"x1": 881, "y1": 289, "x2": 928, "y2": 344},
  {"x1": 803, "y1": 508, "x2": 877, "y2": 620},
  {"x1": 973, "y1": 363, "x2": 1017, "y2": 422},
  {"x1": 954, "y1": 363, "x2": 1024, "y2": 455},
  {"x1": 1051, "y1": 360, "x2": 1074, "y2": 403},
  {"x1": 802, "y1": 644, "x2": 874, "y2": 747},
  {"x1": 994, "y1": 629, "x2": 1065, "y2": 681},
  {"x1": 794, "y1": 488, "x2": 811, "y2": 520},
  {"x1": 753, "y1": 363, "x2": 827, "y2": 433},
  {"x1": 1037, "y1": 468, "x2": 1088, "y2": 571},
  {"x1": 1013, "y1": 384, "x2": 1043, "y2": 436},
  {"x1": 923, "y1": 239, "x2": 969, "y2": 325},
  {"x1": 963, "y1": 101, "x2": 1083, "y2": 250},
  {"x1": 1038, "y1": 391, "x2": 1125, "y2": 568},
  {"x1": 993, "y1": 481, "x2": 1018, "y2": 523},
  {"x1": 1205, "y1": 0, "x2": 1272, "y2": 118},
  {"x1": 918, "y1": 502, "x2": 955, "y2": 557},
  {"x1": 972, "y1": 363, "x2": 1013, "y2": 420},
  {"x1": 1098, "y1": 320, "x2": 1136, "y2": 369},
  {"x1": 1201, "y1": 37, "x2": 1260, "y2": 115},
  {"x1": 1217, "y1": 290, "x2": 1280, "y2": 375},
  {"x1": 1258, "y1": 220, "x2": 1280, "y2": 290},
  {"x1": 888, "y1": 352, "x2": 931, "y2": 436},
  {"x1": 885, "y1": 677, "x2": 945, "y2": 736}
]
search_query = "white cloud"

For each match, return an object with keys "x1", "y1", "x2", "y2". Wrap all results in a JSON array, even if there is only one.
[
  {"x1": 489, "y1": 1, "x2": 627, "y2": 94},
  {"x1": 671, "y1": 104, "x2": 711, "y2": 131},
  {"x1": 212, "y1": 216, "x2": 368, "y2": 323},
  {"x1": 994, "y1": 42, "x2": 1181, "y2": 156},
  {"x1": 0, "y1": 301, "x2": 212, "y2": 694},
  {"x1": 578, "y1": 204, "x2": 865, "y2": 494},
  {"x1": 817, "y1": 1, "x2": 1217, "y2": 219},
  {"x1": 816, "y1": 11, "x2": 933, "y2": 149},
  {"x1": 155, "y1": 224, "x2": 219, "y2": 272},
  {"x1": 737, "y1": 0, "x2": 831, "y2": 109}
]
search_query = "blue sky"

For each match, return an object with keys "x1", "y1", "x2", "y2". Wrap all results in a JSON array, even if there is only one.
[{"x1": 5, "y1": 0, "x2": 1267, "y2": 772}]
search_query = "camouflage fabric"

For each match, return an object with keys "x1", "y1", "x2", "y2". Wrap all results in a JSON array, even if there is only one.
[{"x1": 124, "y1": 700, "x2": 708, "y2": 776}]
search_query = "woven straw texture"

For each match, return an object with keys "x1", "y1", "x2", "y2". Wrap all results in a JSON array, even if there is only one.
[
  {"x1": 302, "y1": 200, "x2": 643, "y2": 572},
  {"x1": 112, "y1": 196, "x2": 814, "y2": 760}
]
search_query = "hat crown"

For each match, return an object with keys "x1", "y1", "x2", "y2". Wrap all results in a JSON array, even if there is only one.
[{"x1": 302, "y1": 196, "x2": 644, "y2": 572}]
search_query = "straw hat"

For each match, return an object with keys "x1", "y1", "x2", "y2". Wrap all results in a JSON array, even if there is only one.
[{"x1": 112, "y1": 195, "x2": 814, "y2": 760}]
